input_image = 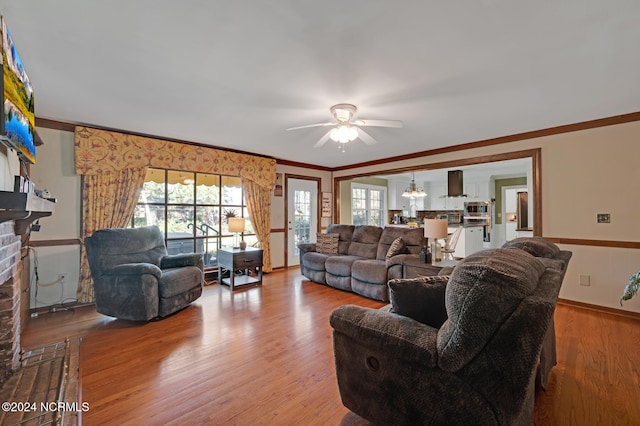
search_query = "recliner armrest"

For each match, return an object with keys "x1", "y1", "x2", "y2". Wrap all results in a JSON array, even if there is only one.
[
  {"x1": 161, "y1": 253, "x2": 204, "y2": 269},
  {"x1": 330, "y1": 305, "x2": 439, "y2": 367},
  {"x1": 107, "y1": 263, "x2": 162, "y2": 280}
]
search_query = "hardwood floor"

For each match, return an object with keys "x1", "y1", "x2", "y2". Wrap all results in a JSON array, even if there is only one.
[{"x1": 21, "y1": 268, "x2": 640, "y2": 425}]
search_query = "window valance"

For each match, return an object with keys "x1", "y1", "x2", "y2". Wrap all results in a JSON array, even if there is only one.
[{"x1": 74, "y1": 126, "x2": 277, "y2": 189}]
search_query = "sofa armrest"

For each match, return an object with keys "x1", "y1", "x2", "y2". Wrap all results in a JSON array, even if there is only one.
[
  {"x1": 330, "y1": 305, "x2": 439, "y2": 367},
  {"x1": 298, "y1": 243, "x2": 317, "y2": 254},
  {"x1": 386, "y1": 253, "x2": 420, "y2": 267},
  {"x1": 108, "y1": 263, "x2": 162, "y2": 280},
  {"x1": 161, "y1": 253, "x2": 204, "y2": 270}
]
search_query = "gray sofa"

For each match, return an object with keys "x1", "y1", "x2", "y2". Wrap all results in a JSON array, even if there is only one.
[
  {"x1": 330, "y1": 237, "x2": 571, "y2": 425},
  {"x1": 299, "y1": 224, "x2": 425, "y2": 302},
  {"x1": 85, "y1": 226, "x2": 204, "y2": 321}
]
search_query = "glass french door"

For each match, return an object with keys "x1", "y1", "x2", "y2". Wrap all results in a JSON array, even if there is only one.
[{"x1": 287, "y1": 178, "x2": 318, "y2": 267}]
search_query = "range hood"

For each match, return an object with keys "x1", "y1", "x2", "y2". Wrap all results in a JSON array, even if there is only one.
[{"x1": 446, "y1": 170, "x2": 467, "y2": 198}]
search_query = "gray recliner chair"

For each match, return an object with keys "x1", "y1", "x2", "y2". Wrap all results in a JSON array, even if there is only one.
[
  {"x1": 330, "y1": 241, "x2": 571, "y2": 425},
  {"x1": 85, "y1": 226, "x2": 204, "y2": 321}
]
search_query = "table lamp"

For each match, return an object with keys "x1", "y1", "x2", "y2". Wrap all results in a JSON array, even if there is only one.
[
  {"x1": 424, "y1": 219, "x2": 448, "y2": 264},
  {"x1": 228, "y1": 217, "x2": 246, "y2": 249}
]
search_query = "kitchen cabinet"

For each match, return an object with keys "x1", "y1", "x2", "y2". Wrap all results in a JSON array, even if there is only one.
[
  {"x1": 428, "y1": 183, "x2": 447, "y2": 210},
  {"x1": 464, "y1": 180, "x2": 490, "y2": 200},
  {"x1": 465, "y1": 226, "x2": 484, "y2": 256},
  {"x1": 449, "y1": 226, "x2": 484, "y2": 258}
]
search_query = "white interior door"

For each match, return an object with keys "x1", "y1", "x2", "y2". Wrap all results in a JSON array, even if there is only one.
[{"x1": 287, "y1": 178, "x2": 318, "y2": 267}]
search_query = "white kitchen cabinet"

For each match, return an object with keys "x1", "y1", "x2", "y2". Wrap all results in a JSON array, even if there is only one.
[
  {"x1": 465, "y1": 226, "x2": 484, "y2": 256},
  {"x1": 428, "y1": 183, "x2": 447, "y2": 210},
  {"x1": 450, "y1": 226, "x2": 484, "y2": 258},
  {"x1": 477, "y1": 181, "x2": 490, "y2": 201},
  {"x1": 464, "y1": 182, "x2": 478, "y2": 198}
]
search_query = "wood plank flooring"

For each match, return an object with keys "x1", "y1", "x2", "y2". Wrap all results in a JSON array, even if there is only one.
[{"x1": 20, "y1": 268, "x2": 640, "y2": 425}]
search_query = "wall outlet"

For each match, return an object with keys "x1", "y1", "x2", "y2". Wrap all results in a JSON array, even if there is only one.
[
  {"x1": 597, "y1": 213, "x2": 610, "y2": 223},
  {"x1": 579, "y1": 275, "x2": 591, "y2": 286}
]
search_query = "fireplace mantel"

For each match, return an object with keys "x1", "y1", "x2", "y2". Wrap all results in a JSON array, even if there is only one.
[{"x1": 0, "y1": 191, "x2": 56, "y2": 235}]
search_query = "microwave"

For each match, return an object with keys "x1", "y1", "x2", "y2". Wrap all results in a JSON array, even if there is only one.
[{"x1": 464, "y1": 201, "x2": 490, "y2": 217}]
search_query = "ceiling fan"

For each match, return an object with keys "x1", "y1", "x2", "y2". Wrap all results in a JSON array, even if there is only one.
[{"x1": 286, "y1": 103, "x2": 403, "y2": 150}]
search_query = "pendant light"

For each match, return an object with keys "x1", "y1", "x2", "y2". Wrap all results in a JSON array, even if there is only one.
[{"x1": 401, "y1": 173, "x2": 427, "y2": 199}]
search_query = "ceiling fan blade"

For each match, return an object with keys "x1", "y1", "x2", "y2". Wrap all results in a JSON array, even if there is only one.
[
  {"x1": 313, "y1": 130, "x2": 333, "y2": 148},
  {"x1": 286, "y1": 122, "x2": 335, "y2": 131},
  {"x1": 357, "y1": 128, "x2": 377, "y2": 146},
  {"x1": 353, "y1": 119, "x2": 404, "y2": 128}
]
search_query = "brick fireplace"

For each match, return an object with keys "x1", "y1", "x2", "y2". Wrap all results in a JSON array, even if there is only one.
[{"x1": 0, "y1": 221, "x2": 22, "y2": 387}]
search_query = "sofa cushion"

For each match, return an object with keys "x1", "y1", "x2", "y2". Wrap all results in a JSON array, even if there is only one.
[
  {"x1": 316, "y1": 232, "x2": 339, "y2": 254},
  {"x1": 388, "y1": 275, "x2": 450, "y2": 328},
  {"x1": 351, "y1": 259, "x2": 389, "y2": 285},
  {"x1": 348, "y1": 226, "x2": 383, "y2": 259},
  {"x1": 326, "y1": 255, "x2": 366, "y2": 277},
  {"x1": 303, "y1": 251, "x2": 333, "y2": 271},
  {"x1": 502, "y1": 236, "x2": 560, "y2": 258},
  {"x1": 437, "y1": 248, "x2": 546, "y2": 372}
]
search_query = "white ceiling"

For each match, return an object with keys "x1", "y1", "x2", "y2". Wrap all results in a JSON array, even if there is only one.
[{"x1": 1, "y1": 1, "x2": 639, "y2": 168}]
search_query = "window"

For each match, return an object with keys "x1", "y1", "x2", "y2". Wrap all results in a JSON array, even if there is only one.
[
  {"x1": 132, "y1": 168, "x2": 256, "y2": 270},
  {"x1": 351, "y1": 183, "x2": 386, "y2": 226}
]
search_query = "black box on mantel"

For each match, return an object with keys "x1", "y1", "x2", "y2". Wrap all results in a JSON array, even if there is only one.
[{"x1": 14, "y1": 175, "x2": 25, "y2": 192}]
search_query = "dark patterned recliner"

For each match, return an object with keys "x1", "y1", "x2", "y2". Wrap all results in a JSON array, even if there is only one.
[
  {"x1": 85, "y1": 226, "x2": 203, "y2": 321},
  {"x1": 330, "y1": 239, "x2": 571, "y2": 425}
]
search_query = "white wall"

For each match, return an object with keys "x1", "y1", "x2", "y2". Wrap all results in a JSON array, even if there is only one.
[
  {"x1": 333, "y1": 120, "x2": 640, "y2": 314},
  {"x1": 28, "y1": 127, "x2": 81, "y2": 307}
]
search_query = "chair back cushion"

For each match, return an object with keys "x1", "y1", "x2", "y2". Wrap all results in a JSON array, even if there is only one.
[
  {"x1": 326, "y1": 224, "x2": 356, "y2": 255},
  {"x1": 347, "y1": 226, "x2": 383, "y2": 259},
  {"x1": 437, "y1": 247, "x2": 545, "y2": 371},
  {"x1": 85, "y1": 226, "x2": 168, "y2": 276},
  {"x1": 502, "y1": 236, "x2": 560, "y2": 258}
]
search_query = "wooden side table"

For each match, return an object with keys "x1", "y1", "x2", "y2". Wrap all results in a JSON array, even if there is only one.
[{"x1": 217, "y1": 247, "x2": 263, "y2": 291}]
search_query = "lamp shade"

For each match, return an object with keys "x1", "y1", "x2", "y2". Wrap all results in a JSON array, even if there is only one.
[
  {"x1": 228, "y1": 217, "x2": 245, "y2": 233},
  {"x1": 424, "y1": 219, "x2": 448, "y2": 239}
]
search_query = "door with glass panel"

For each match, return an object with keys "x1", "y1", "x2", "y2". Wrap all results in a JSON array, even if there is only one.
[{"x1": 287, "y1": 178, "x2": 318, "y2": 267}]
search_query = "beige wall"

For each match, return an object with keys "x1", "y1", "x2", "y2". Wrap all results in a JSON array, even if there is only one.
[
  {"x1": 5, "y1": 120, "x2": 639, "y2": 314},
  {"x1": 334, "y1": 120, "x2": 640, "y2": 314}
]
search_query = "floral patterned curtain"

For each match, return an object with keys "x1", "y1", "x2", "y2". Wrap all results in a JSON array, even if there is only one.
[
  {"x1": 243, "y1": 178, "x2": 273, "y2": 273},
  {"x1": 74, "y1": 126, "x2": 277, "y2": 301},
  {"x1": 74, "y1": 126, "x2": 276, "y2": 189},
  {"x1": 78, "y1": 168, "x2": 147, "y2": 303}
]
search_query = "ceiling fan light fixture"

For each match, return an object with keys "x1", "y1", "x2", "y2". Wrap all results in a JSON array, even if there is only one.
[{"x1": 329, "y1": 124, "x2": 358, "y2": 143}]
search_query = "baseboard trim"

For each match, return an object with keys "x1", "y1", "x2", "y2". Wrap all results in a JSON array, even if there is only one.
[{"x1": 558, "y1": 298, "x2": 640, "y2": 320}]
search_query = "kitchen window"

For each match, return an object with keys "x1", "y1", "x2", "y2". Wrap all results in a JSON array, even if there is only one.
[
  {"x1": 351, "y1": 183, "x2": 386, "y2": 226},
  {"x1": 131, "y1": 168, "x2": 256, "y2": 270}
]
